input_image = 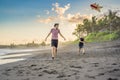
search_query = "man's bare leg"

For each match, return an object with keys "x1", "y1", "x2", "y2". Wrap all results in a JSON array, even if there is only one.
[
  {"x1": 54, "y1": 47, "x2": 57, "y2": 58},
  {"x1": 56, "y1": 48, "x2": 57, "y2": 56},
  {"x1": 52, "y1": 47, "x2": 55, "y2": 59}
]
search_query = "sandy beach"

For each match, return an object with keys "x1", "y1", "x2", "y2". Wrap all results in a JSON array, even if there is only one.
[{"x1": 0, "y1": 40, "x2": 120, "y2": 80}]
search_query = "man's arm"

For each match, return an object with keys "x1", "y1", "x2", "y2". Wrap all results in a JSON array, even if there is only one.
[
  {"x1": 59, "y1": 32, "x2": 66, "y2": 40},
  {"x1": 45, "y1": 32, "x2": 51, "y2": 41}
]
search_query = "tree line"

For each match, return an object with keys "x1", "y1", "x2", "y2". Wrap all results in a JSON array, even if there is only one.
[
  {"x1": 73, "y1": 10, "x2": 120, "y2": 38},
  {"x1": 0, "y1": 41, "x2": 47, "y2": 48}
]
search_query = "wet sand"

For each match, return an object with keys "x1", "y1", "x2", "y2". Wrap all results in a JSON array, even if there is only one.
[{"x1": 0, "y1": 40, "x2": 120, "y2": 80}]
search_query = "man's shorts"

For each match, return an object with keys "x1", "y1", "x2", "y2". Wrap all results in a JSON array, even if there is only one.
[{"x1": 51, "y1": 39, "x2": 58, "y2": 48}]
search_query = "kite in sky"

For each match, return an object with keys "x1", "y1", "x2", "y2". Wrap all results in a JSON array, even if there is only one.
[{"x1": 90, "y1": 3, "x2": 103, "y2": 12}]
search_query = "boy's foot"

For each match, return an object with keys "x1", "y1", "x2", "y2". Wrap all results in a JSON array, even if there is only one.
[
  {"x1": 78, "y1": 52, "x2": 80, "y2": 55},
  {"x1": 52, "y1": 57, "x2": 54, "y2": 60},
  {"x1": 82, "y1": 53, "x2": 85, "y2": 55}
]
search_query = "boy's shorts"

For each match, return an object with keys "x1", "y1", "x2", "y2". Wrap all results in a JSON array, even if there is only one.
[
  {"x1": 79, "y1": 42, "x2": 84, "y2": 48},
  {"x1": 51, "y1": 39, "x2": 58, "y2": 48}
]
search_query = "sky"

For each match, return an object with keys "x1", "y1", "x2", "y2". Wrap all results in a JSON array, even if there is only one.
[{"x1": 0, "y1": 0, "x2": 120, "y2": 45}]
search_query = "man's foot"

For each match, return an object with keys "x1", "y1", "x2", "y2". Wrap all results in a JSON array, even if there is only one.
[{"x1": 52, "y1": 57, "x2": 54, "y2": 60}]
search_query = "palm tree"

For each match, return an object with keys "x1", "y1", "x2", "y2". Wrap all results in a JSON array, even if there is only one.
[
  {"x1": 91, "y1": 16, "x2": 97, "y2": 32},
  {"x1": 108, "y1": 10, "x2": 117, "y2": 20},
  {"x1": 107, "y1": 10, "x2": 118, "y2": 31},
  {"x1": 97, "y1": 16, "x2": 108, "y2": 31},
  {"x1": 72, "y1": 24, "x2": 84, "y2": 38},
  {"x1": 83, "y1": 18, "x2": 91, "y2": 34}
]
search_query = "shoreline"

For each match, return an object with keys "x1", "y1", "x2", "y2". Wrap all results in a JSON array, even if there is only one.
[{"x1": 0, "y1": 47, "x2": 51, "y2": 65}]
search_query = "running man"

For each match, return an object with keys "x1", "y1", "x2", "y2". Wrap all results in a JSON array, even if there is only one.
[{"x1": 45, "y1": 23, "x2": 66, "y2": 60}]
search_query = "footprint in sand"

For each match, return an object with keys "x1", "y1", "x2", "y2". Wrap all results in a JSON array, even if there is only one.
[
  {"x1": 91, "y1": 63, "x2": 99, "y2": 67},
  {"x1": 16, "y1": 70, "x2": 25, "y2": 76},
  {"x1": 59, "y1": 78, "x2": 68, "y2": 80},
  {"x1": 107, "y1": 78, "x2": 118, "y2": 80},
  {"x1": 1, "y1": 68, "x2": 12, "y2": 76},
  {"x1": 22, "y1": 78, "x2": 30, "y2": 80},
  {"x1": 27, "y1": 64, "x2": 37, "y2": 69},
  {"x1": 112, "y1": 63, "x2": 117, "y2": 65},
  {"x1": 2, "y1": 72, "x2": 10, "y2": 76},
  {"x1": 38, "y1": 73, "x2": 43, "y2": 77},
  {"x1": 57, "y1": 73, "x2": 66, "y2": 78},
  {"x1": 87, "y1": 69, "x2": 93, "y2": 72},
  {"x1": 42, "y1": 69, "x2": 58, "y2": 74},
  {"x1": 67, "y1": 74, "x2": 71, "y2": 77},
  {"x1": 98, "y1": 67, "x2": 104, "y2": 70},
  {"x1": 97, "y1": 73, "x2": 105, "y2": 76},
  {"x1": 108, "y1": 68, "x2": 120, "y2": 73},
  {"x1": 30, "y1": 64, "x2": 37, "y2": 67},
  {"x1": 75, "y1": 75, "x2": 80, "y2": 80},
  {"x1": 5, "y1": 68, "x2": 12, "y2": 71},
  {"x1": 70, "y1": 65, "x2": 82, "y2": 69},
  {"x1": 82, "y1": 60, "x2": 88, "y2": 63},
  {"x1": 32, "y1": 67, "x2": 42, "y2": 71},
  {"x1": 26, "y1": 71, "x2": 31, "y2": 75},
  {"x1": 85, "y1": 75, "x2": 96, "y2": 79},
  {"x1": 1, "y1": 69, "x2": 12, "y2": 76}
]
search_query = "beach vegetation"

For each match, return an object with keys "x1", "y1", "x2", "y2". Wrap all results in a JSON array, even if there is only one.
[{"x1": 73, "y1": 10, "x2": 120, "y2": 42}]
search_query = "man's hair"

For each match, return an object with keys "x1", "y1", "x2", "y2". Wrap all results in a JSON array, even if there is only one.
[{"x1": 54, "y1": 23, "x2": 59, "y2": 27}]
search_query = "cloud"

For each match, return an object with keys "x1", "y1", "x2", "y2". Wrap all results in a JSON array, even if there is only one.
[
  {"x1": 36, "y1": 15, "x2": 41, "y2": 18},
  {"x1": 52, "y1": 3, "x2": 70, "y2": 16},
  {"x1": 66, "y1": 13, "x2": 92, "y2": 23},
  {"x1": 37, "y1": 3, "x2": 70, "y2": 23},
  {"x1": 37, "y1": 3, "x2": 92, "y2": 24},
  {"x1": 37, "y1": 13, "x2": 92, "y2": 24},
  {"x1": 45, "y1": 10, "x2": 50, "y2": 15},
  {"x1": 37, "y1": 17, "x2": 55, "y2": 23}
]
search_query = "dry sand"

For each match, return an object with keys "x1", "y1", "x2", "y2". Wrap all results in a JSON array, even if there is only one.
[{"x1": 0, "y1": 40, "x2": 120, "y2": 80}]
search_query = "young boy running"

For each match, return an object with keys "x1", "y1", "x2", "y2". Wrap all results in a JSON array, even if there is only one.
[{"x1": 79, "y1": 37, "x2": 85, "y2": 55}]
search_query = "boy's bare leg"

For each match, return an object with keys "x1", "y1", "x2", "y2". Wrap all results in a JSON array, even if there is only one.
[
  {"x1": 79, "y1": 48, "x2": 81, "y2": 55},
  {"x1": 82, "y1": 48, "x2": 85, "y2": 54}
]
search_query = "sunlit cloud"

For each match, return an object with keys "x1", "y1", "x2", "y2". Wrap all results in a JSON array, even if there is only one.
[
  {"x1": 37, "y1": 17, "x2": 55, "y2": 23},
  {"x1": 37, "y1": 3, "x2": 70, "y2": 23},
  {"x1": 66, "y1": 13, "x2": 92, "y2": 23},
  {"x1": 37, "y1": 3, "x2": 92, "y2": 24},
  {"x1": 52, "y1": 3, "x2": 70, "y2": 16}
]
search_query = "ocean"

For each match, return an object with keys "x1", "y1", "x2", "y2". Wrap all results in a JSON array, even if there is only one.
[{"x1": 0, "y1": 47, "x2": 50, "y2": 56}]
